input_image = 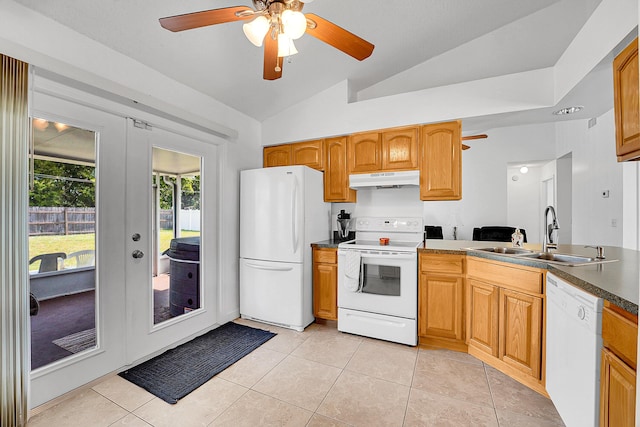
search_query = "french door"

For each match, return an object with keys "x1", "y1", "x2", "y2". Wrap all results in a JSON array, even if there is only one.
[
  {"x1": 29, "y1": 82, "x2": 220, "y2": 408},
  {"x1": 125, "y1": 120, "x2": 218, "y2": 363},
  {"x1": 29, "y1": 89, "x2": 128, "y2": 408}
]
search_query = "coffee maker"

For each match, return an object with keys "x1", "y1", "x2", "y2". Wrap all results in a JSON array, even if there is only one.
[{"x1": 335, "y1": 210, "x2": 355, "y2": 242}]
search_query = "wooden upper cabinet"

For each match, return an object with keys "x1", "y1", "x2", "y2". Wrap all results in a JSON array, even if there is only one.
[
  {"x1": 348, "y1": 132, "x2": 381, "y2": 173},
  {"x1": 291, "y1": 140, "x2": 324, "y2": 170},
  {"x1": 324, "y1": 136, "x2": 356, "y2": 202},
  {"x1": 263, "y1": 145, "x2": 291, "y2": 167},
  {"x1": 614, "y1": 38, "x2": 640, "y2": 162},
  {"x1": 420, "y1": 120, "x2": 462, "y2": 200},
  {"x1": 381, "y1": 127, "x2": 418, "y2": 170}
]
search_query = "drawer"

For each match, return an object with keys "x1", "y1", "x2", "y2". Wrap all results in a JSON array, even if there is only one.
[
  {"x1": 467, "y1": 257, "x2": 543, "y2": 295},
  {"x1": 602, "y1": 304, "x2": 638, "y2": 370},
  {"x1": 314, "y1": 248, "x2": 337, "y2": 264},
  {"x1": 420, "y1": 253, "x2": 464, "y2": 275}
]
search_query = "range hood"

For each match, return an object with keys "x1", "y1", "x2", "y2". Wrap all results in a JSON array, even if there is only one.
[{"x1": 349, "y1": 170, "x2": 420, "y2": 189}]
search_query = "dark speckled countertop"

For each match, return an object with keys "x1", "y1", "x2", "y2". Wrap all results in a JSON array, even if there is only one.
[
  {"x1": 311, "y1": 239, "x2": 640, "y2": 315},
  {"x1": 420, "y1": 240, "x2": 640, "y2": 315},
  {"x1": 311, "y1": 239, "x2": 346, "y2": 249}
]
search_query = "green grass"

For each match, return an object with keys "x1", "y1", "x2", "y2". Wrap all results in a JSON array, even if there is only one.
[
  {"x1": 159, "y1": 229, "x2": 200, "y2": 253},
  {"x1": 29, "y1": 229, "x2": 199, "y2": 271}
]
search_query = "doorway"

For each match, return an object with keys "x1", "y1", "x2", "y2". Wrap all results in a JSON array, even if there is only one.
[{"x1": 28, "y1": 85, "x2": 220, "y2": 408}]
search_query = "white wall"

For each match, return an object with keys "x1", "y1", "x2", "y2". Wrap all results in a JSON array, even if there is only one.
[
  {"x1": 556, "y1": 110, "x2": 624, "y2": 246},
  {"x1": 507, "y1": 164, "x2": 542, "y2": 243},
  {"x1": 217, "y1": 138, "x2": 262, "y2": 323},
  {"x1": 556, "y1": 154, "x2": 573, "y2": 244}
]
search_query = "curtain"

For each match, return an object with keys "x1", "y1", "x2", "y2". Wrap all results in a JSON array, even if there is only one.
[{"x1": 0, "y1": 55, "x2": 30, "y2": 426}]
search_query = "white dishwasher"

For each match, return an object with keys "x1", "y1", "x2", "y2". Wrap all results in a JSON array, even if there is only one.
[{"x1": 546, "y1": 272, "x2": 603, "y2": 427}]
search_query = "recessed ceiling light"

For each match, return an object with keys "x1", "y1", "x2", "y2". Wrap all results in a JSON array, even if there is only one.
[
  {"x1": 553, "y1": 106, "x2": 583, "y2": 115},
  {"x1": 520, "y1": 166, "x2": 529, "y2": 174}
]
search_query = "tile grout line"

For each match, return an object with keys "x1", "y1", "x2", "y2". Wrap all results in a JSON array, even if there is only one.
[
  {"x1": 400, "y1": 346, "x2": 421, "y2": 426},
  {"x1": 483, "y1": 362, "x2": 502, "y2": 426},
  {"x1": 308, "y1": 334, "x2": 365, "y2": 425}
]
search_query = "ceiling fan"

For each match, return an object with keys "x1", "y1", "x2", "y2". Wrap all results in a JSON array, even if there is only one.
[
  {"x1": 461, "y1": 134, "x2": 488, "y2": 150},
  {"x1": 159, "y1": 0, "x2": 375, "y2": 81}
]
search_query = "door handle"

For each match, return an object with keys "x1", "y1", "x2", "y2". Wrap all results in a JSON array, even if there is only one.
[{"x1": 132, "y1": 250, "x2": 144, "y2": 259}]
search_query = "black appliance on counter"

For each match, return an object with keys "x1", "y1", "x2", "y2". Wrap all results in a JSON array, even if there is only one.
[
  {"x1": 164, "y1": 236, "x2": 200, "y2": 317},
  {"x1": 335, "y1": 209, "x2": 355, "y2": 242}
]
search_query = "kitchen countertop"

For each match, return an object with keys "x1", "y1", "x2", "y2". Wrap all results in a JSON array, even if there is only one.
[
  {"x1": 310, "y1": 238, "x2": 640, "y2": 315},
  {"x1": 311, "y1": 239, "x2": 345, "y2": 249},
  {"x1": 421, "y1": 240, "x2": 640, "y2": 315}
]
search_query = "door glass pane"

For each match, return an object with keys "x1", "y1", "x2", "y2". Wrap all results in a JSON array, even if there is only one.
[
  {"x1": 152, "y1": 147, "x2": 201, "y2": 324},
  {"x1": 361, "y1": 263, "x2": 401, "y2": 296},
  {"x1": 29, "y1": 118, "x2": 97, "y2": 370}
]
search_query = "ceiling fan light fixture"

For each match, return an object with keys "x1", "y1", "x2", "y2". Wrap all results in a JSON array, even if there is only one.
[
  {"x1": 277, "y1": 33, "x2": 298, "y2": 57},
  {"x1": 282, "y1": 10, "x2": 307, "y2": 39},
  {"x1": 243, "y1": 15, "x2": 270, "y2": 47}
]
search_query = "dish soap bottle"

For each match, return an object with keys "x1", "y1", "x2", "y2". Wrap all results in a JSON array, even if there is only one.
[{"x1": 511, "y1": 228, "x2": 524, "y2": 247}]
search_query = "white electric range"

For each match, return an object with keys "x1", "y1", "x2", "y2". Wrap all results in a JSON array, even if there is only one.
[{"x1": 337, "y1": 217, "x2": 423, "y2": 346}]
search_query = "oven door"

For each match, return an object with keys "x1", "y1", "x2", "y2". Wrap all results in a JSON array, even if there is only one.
[{"x1": 337, "y1": 249, "x2": 417, "y2": 319}]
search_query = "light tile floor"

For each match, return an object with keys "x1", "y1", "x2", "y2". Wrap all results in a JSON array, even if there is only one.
[{"x1": 28, "y1": 319, "x2": 565, "y2": 427}]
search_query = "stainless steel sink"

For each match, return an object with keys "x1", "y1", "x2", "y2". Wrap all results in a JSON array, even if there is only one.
[
  {"x1": 466, "y1": 247, "x2": 617, "y2": 266},
  {"x1": 519, "y1": 252, "x2": 595, "y2": 265},
  {"x1": 468, "y1": 247, "x2": 534, "y2": 255}
]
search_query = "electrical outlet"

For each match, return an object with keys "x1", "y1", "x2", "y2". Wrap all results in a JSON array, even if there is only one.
[
  {"x1": 602, "y1": 190, "x2": 609, "y2": 198},
  {"x1": 612, "y1": 219, "x2": 617, "y2": 227}
]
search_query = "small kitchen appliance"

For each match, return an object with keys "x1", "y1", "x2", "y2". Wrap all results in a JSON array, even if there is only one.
[
  {"x1": 337, "y1": 217, "x2": 423, "y2": 345},
  {"x1": 336, "y1": 209, "x2": 354, "y2": 242}
]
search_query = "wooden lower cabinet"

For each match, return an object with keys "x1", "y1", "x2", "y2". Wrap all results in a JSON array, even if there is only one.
[
  {"x1": 312, "y1": 247, "x2": 338, "y2": 321},
  {"x1": 600, "y1": 303, "x2": 638, "y2": 427},
  {"x1": 466, "y1": 257, "x2": 545, "y2": 395},
  {"x1": 467, "y1": 278, "x2": 499, "y2": 357},
  {"x1": 600, "y1": 348, "x2": 636, "y2": 427},
  {"x1": 418, "y1": 253, "x2": 466, "y2": 351},
  {"x1": 499, "y1": 288, "x2": 542, "y2": 379}
]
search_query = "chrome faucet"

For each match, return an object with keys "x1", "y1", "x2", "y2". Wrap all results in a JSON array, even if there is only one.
[
  {"x1": 542, "y1": 205, "x2": 559, "y2": 253},
  {"x1": 585, "y1": 245, "x2": 606, "y2": 259}
]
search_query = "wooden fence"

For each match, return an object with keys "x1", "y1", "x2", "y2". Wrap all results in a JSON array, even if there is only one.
[
  {"x1": 29, "y1": 207, "x2": 176, "y2": 236},
  {"x1": 29, "y1": 207, "x2": 95, "y2": 236}
]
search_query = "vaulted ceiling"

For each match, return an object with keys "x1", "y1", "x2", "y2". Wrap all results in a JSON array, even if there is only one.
[{"x1": 14, "y1": 0, "x2": 607, "y2": 124}]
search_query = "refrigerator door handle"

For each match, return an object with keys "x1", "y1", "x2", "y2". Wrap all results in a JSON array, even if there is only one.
[
  {"x1": 292, "y1": 174, "x2": 299, "y2": 254},
  {"x1": 244, "y1": 262, "x2": 295, "y2": 272}
]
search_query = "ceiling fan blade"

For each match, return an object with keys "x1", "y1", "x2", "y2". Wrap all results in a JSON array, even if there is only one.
[
  {"x1": 462, "y1": 144, "x2": 471, "y2": 150},
  {"x1": 159, "y1": 6, "x2": 253, "y2": 32},
  {"x1": 461, "y1": 134, "x2": 488, "y2": 141},
  {"x1": 263, "y1": 33, "x2": 283, "y2": 80},
  {"x1": 304, "y1": 13, "x2": 374, "y2": 61}
]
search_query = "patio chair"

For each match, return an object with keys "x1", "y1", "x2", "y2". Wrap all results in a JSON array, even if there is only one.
[
  {"x1": 29, "y1": 252, "x2": 66, "y2": 273},
  {"x1": 68, "y1": 249, "x2": 95, "y2": 267}
]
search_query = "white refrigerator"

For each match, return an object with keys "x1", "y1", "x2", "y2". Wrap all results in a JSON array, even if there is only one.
[{"x1": 239, "y1": 166, "x2": 329, "y2": 331}]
